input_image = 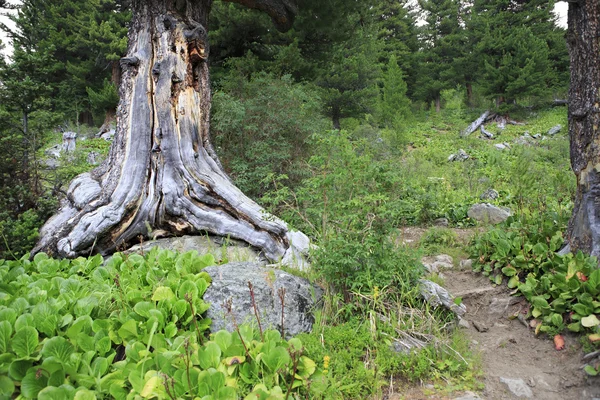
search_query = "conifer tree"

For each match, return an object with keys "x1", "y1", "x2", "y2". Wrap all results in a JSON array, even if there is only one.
[{"x1": 379, "y1": 53, "x2": 410, "y2": 128}]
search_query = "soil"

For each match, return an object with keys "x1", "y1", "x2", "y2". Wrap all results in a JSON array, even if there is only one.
[{"x1": 391, "y1": 227, "x2": 600, "y2": 400}]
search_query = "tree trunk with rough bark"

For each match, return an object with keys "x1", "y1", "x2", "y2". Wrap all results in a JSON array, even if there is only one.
[
  {"x1": 566, "y1": 0, "x2": 600, "y2": 257},
  {"x1": 33, "y1": 0, "x2": 301, "y2": 262}
]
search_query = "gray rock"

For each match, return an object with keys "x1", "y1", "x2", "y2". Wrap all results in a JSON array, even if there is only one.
[
  {"x1": 480, "y1": 189, "x2": 499, "y2": 201},
  {"x1": 457, "y1": 318, "x2": 471, "y2": 329},
  {"x1": 62, "y1": 131, "x2": 77, "y2": 153},
  {"x1": 435, "y1": 254, "x2": 453, "y2": 265},
  {"x1": 45, "y1": 144, "x2": 62, "y2": 159},
  {"x1": 100, "y1": 129, "x2": 115, "y2": 141},
  {"x1": 453, "y1": 391, "x2": 482, "y2": 400},
  {"x1": 488, "y1": 297, "x2": 511, "y2": 315},
  {"x1": 473, "y1": 321, "x2": 488, "y2": 332},
  {"x1": 87, "y1": 151, "x2": 100, "y2": 165},
  {"x1": 125, "y1": 235, "x2": 262, "y2": 264},
  {"x1": 459, "y1": 259, "x2": 473, "y2": 270},
  {"x1": 448, "y1": 149, "x2": 469, "y2": 162},
  {"x1": 203, "y1": 262, "x2": 323, "y2": 337},
  {"x1": 499, "y1": 377, "x2": 533, "y2": 398},
  {"x1": 467, "y1": 203, "x2": 511, "y2": 224},
  {"x1": 433, "y1": 217, "x2": 449, "y2": 227},
  {"x1": 418, "y1": 279, "x2": 466, "y2": 316},
  {"x1": 421, "y1": 255, "x2": 453, "y2": 274},
  {"x1": 547, "y1": 124, "x2": 562, "y2": 136},
  {"x1": 494, "y1": 143, "x2": 507, "y2": 150},
  {"x1": 532, "y1": 133, "x2": 542, "y2": 139}
]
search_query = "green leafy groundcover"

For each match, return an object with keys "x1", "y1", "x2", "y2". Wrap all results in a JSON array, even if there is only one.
[{"x1": 0, "y1": 249, "x2": 324, "y2": 399}]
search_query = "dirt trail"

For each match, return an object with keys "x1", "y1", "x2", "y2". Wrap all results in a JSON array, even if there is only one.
[{"x1": 399, "y1": 227, "x2": 600, "y2": 400}]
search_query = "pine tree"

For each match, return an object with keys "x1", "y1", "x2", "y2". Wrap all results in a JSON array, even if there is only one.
[
  {"x1": 469, "y1": 0, "x2": 567, "y2": 105},
  {"x1": 379, "y1": 54, "x2": 411, "y2": 128},
  {"x1": 414, "y1": 0, "x2": 464, "y2": 112}
]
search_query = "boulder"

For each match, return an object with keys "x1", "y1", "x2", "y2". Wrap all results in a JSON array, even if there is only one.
[
  {"x1": 100, "y1": 129, "x2": 116, "y2": 141},
  {"x1": 479, "y1": 189, "x2": 499, "y2": 201},
  {"x1": 125, "y1": 235, "x2": 263, "y2": 264},
  {"x1": 448, "y1": 149, "x2": 469, "y2": 162},
  {"x1": 203, "y1": 262, "x2": 323, "y2": 337},
  {"x1": 547, "y1": 124, "x2": 562, "y2": 136},
  {"x1": 467, "y1": 203, "x2": 511, "y2": 224},
  {"x1": 433, "y1": 217, "x2": 449, "y2": 227}
]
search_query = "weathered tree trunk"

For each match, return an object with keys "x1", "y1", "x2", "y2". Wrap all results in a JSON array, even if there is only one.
[
  {"x1": 566, "y1": 0, "x2": 600, "y2": 257},
  {"x1": 434, "y1": 95, "x2": 441, "y2": 113},
  {"x1": 33, "y1": 0, "x2": 296, "y2": 261}
]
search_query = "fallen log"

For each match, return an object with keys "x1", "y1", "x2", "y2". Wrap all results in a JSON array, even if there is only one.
[{"x1": 461, "y1": 110, "x2": 490, "y2": 137}]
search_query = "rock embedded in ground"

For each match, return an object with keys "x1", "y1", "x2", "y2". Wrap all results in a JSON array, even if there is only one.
[
  {"x1": 422, "y1": 254, "x2": 454, "y2": 274},
  {"x1": 547, "y1": 124, "x2": 562, "y2": 136},
  {"x1": 480, "y1": 189, "x2": 499, "y2": 201},
  {"x1": 448, "y1": 149, "x2": 470, "y2": 162},
  {"x1": 453, "y1": 391, "x2": 482, "y2": 400},
  {"x1": 203, "y1": 262, "x2": 323, "y2": 338},
  {"x1": 467, "y1": 203, "x2": 511, "y2": 224},
  {"x1": 473, "y1": 320, "x2": 489, "y2": 333},
  {"x1": 459, "y1": 259, "x2": 473, "y2": 270},
  {"x1": 433, "y1": 217, "x2": 449, "y2": 227},
  {"x1": 499, "y1": 377, "x2": 533, "y2": 398}
]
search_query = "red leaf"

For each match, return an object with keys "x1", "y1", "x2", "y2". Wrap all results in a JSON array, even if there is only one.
[{"x1": 554, "y1": 334, "x2": 565, "y2": 351}]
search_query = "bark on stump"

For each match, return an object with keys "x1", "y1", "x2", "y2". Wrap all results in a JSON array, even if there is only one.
[
  {"x1": 566, "y1": 0, "x2": 600, "y2": 257},
  {"x1": 33, "y1": 0, "x2": 299, "y2": 261}
]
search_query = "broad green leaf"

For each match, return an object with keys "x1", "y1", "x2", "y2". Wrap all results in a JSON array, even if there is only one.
[
  {"x1": 37, "y1": 386, "x2": 70, "y2": 400},
  {"x1": 572, "y1": 303, "x2": 591, "y2": 316},
  {"x1": 8, "y1": 359, "x2": 32, "y2": 380},
  {"x1": 297, "y1": 356, "x2": 316, "y2": 378},
  {"x1": 12, "y1": 327, "x2": 38, "y2": 358},
  {"x1": 581, "y1": 315, "x2": 600, "y2": 328},
  {"x1": 140, "y1": 375, "x2": 163, "y2": 398},
  {"x1": 178, "y1": 281, "x2": 198, "y2": 300},
  {"x1": 32, "y1": 303, "x2": 58, "y2": 337},
  {"x1": 501, "y1": 266, "x2": 517, "y2": 277},
  {"x1": 47, "y1": 369, "x2": 65, "y2": 387},
  {"x1": 95, "y1": 336, "x2": 112, "y2": 357},
  {"x1": 118, "y1": 320, "x2": 138, "y2": 340},
  {"x1": 262, "y1": 346, "x2": 291, "y2": 372},
  {"x1": 0, "y1": 309, "x2": 17, "y2": 326},
  {"x1": 14, "y1": 314, "x2": 34, "y2": 332},
  {"x1": 567, "y1": 322, "x2": 581, "y2": 332},
  {"x1": 214, "y1": 331, "x2": 232, "y2": 352},
  {"x1": 198, "y1": 342, "x2": 222, "y2": 370},
  {"x1": 531, "y1": 296, "x2": 549, "y2": 310},
  {"x1": 21, "y1": 371, "x2": 48, "y2": 398},
  {"x1": 74, "y1": 388, "x2": 97, "y2": 400},
  {"x1": 0, "y1": 375, "x2": 14, "y2": 397},
  {"x1": 0, "y1": 321, "x2": 12, "y2": 354},
  {"x1": 133, "y1": 302, "x2": 153, "y2": 318},
  {"x1": 151, "y1": 286, "x2": 175, "y2": 302},
  {"x1": 584, "y1": 365, "x2": 598, "y2": 376},
  {"x1": 550, "y1": 313, "x2": 563, "y2": 328},
  {"x1": 532, "y1": 242, "x2": 548, "y2": 256},
  {"x1": 164, "y1": 323, "x2": 177, "y2": 338},
  {"x1": 41, "y1": 337, "x2": 74, "y2": 365},
  {"x1": 216, "y1": 386, "x2": 238, "y2": 399},
  {"x1": 493, "y1": 274, "x2": 503, "y2": 286},
  {"x1": 507, "y1": 276, "x2": 519, "y2": 289}
]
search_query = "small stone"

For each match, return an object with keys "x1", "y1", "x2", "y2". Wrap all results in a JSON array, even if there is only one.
[
  {"x1": 435, "y1": 254, "x2": 453, "y2": 264},
  {"x1": 473, "y1": 321, "x2": 488, "y2": 332},
  {"x1": 480, "y1": 189, "x2": 499, "y2": 201},
  {"x1": 458, "y1": 318, "x2": 471, "y2": 329},
  {"x1": 532, "y1": 133, "x2": 542, "y2": 139},
  {"x1": 499, "y1": 377, "x2": 533, "y2": 398},
  {"x1": 431, "y1": 261, "x2": 453, "y2": 271},
  {"x1": 433, "y1": 217, "x2": 449, "y2": 227},
  {"x1": 100, "y1": 129, "x2": 116, "y2": 141},
  {"x1": 459, "y1": 259, "x2": 473, "y2": 269},
  {"x1": 488, "y1": 298, "x2": 511, "y2": 315},
  {"x1": 547, "y1": 124, "x2": 562, "y2": 136},
  {"x1": 453, "y1": 391, "x2": 482, "y2": 400},
  {"x1": 494, "y1": 143, "x2": 507, "y2": 150}
]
